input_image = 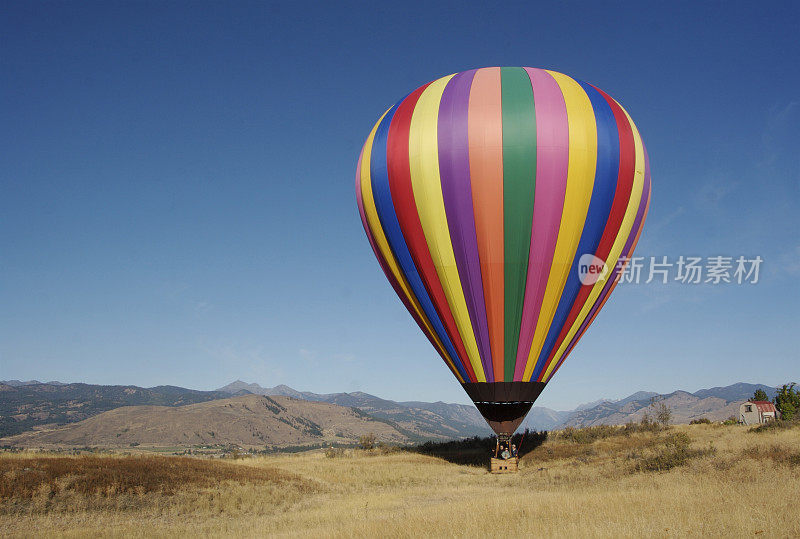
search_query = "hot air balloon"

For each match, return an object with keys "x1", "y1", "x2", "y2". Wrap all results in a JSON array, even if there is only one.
[{"x1": 355, "y1": 67, "x2": 651, "y2": 439}]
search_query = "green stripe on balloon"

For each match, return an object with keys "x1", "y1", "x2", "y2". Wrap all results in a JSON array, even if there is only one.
[{"x1": 500, "y1": 67, "x2": 537, "y2": 381}]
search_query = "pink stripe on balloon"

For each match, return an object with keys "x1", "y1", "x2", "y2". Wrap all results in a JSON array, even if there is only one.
[{"x1": 512, "y1": 68, "x2": 569, "y2": 381}]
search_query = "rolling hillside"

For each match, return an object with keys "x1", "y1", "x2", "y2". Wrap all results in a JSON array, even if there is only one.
[
  {"x1": 0, "y1": 394, "x2": 416, "y2": 449},
  {"x1": 0, "y1": 382, "x2": 239, "y2": 437},
  {"x1": 564, "y1": 383, "x2": 779, "y2": 426}
]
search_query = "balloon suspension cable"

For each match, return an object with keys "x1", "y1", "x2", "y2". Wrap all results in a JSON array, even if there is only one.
[{"x1": 497, "y1": 433, "x2": 511, "y2": 454}]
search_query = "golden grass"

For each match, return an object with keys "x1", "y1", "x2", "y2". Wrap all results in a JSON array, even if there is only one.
[
  {"x1": 2, "y1": 423, "x2": 798, "y2": 537},
  {"x1": 0, "y1": 453, "x2": 320, "y2": 517},
  {"x1": 0, "y1": 454, "x2": 313, "y2": 499}
]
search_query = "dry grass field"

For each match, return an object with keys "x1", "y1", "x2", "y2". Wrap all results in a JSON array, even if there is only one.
[{"x1": 2, "y1": 422, "x2": 798, "y2": 538}]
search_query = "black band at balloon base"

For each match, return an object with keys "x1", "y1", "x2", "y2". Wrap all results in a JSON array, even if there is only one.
[{"x1": 461, "y1": 381, "x2": 546, "y2": 436}]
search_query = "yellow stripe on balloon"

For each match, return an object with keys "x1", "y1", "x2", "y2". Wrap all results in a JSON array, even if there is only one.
[
  {"x1": 522, "y1": 71, "x2": 597, "y2": 382},
  {"x1": 359, "y1": 110, "x2": 463, "y2": 381},
  {"x1": 541, "y1": 104, "x2": 646, "y2": 383},
  {"x1": 408, "y1": 75, "x2": 487, "y2": 382}
]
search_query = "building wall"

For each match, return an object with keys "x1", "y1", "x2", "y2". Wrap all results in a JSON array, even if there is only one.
[{"x1": 740, "y1": 403, "x2": 762, "y2": 425}]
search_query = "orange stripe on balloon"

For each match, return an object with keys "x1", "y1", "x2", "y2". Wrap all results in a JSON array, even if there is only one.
[{"x1": 468, "y1": 67, "x2": 505, "y2": 381}]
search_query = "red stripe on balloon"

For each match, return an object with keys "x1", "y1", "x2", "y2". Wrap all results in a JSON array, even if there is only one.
[{"x1": 386, "y1": 83, "x2": 478, "y2": 382}]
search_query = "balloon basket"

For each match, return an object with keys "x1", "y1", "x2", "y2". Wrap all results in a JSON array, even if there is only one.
[
  {"x1": 490, "y1": 433, "x2": 519, "y2": 473},
  {"x1": 490, "y1": 457, "x2": 519, "y2": 473}
]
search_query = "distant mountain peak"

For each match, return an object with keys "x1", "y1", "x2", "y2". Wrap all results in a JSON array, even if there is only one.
[
  {"x1": 616, "y1": 391, "x2": 660, "y2": 405},
  {"x1": 216, "y1": 380, "x2": 264, "y2": 394},
  {"x1": 2, "y1": 380, "x2": 41, "y2": 387},
  {"x1": 1, "y1": 379, "x2": 69, "y2": 387},
  {"x1": 574, "y1": 398, "x2": 613, "y2": 411},
  {"x1": 215, "y1": 381, "x2": 309, "y2": 399}
]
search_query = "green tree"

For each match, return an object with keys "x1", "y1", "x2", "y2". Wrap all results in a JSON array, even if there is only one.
[
  {"x1": 752, "y1": 389, "x2": 769, "y2": 401},
  {"x1": 773, "y1": 383, "x2": 799, "y2": 421}
]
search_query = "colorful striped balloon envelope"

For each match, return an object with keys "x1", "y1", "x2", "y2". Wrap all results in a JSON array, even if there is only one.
[{"x1": 356, "y1": 67, "x2": 651, "y2": 435}]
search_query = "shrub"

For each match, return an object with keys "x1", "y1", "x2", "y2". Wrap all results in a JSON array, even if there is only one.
[
  {"x1": 228, "y1": 448, "x2": 247, "y2": 460},
  {"x1": 654, "y1": 402, "x2": 673, "y2": 427},
  {"x1": 690, "y1": 418, "x2": 711, "y2": 425},
  {"x1": 557, "y1": 425, "x2": 620, "y2": 444},
  {"x1": 638, "y1": 412, "x2": 668, "y2": 433},
  {"x1": 748, "y1": 419, "x2": 798, "y2": 434},
  {"x1": 376, "y1": 442, "x2": 396, "y2": 455},
  {"x1": 741, "y1": 445, "x2": 800, "y2": 467},
  {"x1": 618, "y1": 416, "x2": 663, "y2": 436},
  {"x1": 553, "y1": 421, "x2": 667, "y2": 444},
  {"x1": 359, "y1": 433, "x2": 376, "y2": 450},
  {"x1": 722, "y1": 416, "x2": 738, "y2": 426},
  {"x1": 633, "y1": 432, "x2": 715, "y2": 472},
  {"x1": 324, "y1": 447, "x2": 345, "y2": 458}
]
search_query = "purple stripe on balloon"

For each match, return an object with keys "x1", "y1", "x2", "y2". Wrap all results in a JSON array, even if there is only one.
[
  {"x1": 438, "y1": 69, "x2": 495, "y2": 382},
  {"x1": 550, "y1": 142, "x2": 652, "y2": 377},
  {"x1": 513, "y1": 68, "x2": 569, "y2": 381}
]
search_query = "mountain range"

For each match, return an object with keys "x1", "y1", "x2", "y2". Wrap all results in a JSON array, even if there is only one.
[
  {"x1": 215, "y1": 380, "x2": 491, "y2": 438},
  {"x1": 562, "y1": 383, "x2": 780, "y2": 426},
  {"x1": 0, "y1": 379, "x2": 781, "y2": 447},
  {"x1": 0, "y1": 382, "x2": 238, "y2": 437},
  {"x1": 1, "y1": 394, "x2": 420, "y2": 449},
  {"x1": 214, "y1": 380, "x2": 779, "y2": 430}
]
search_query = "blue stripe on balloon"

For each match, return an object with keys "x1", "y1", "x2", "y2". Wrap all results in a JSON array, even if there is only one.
[
  {"x1": 530, "y1": 81, "x2": 620, "y2": 380},
  {"x1": 369, "y1": 100, "x2": 472, "y2": 382}
]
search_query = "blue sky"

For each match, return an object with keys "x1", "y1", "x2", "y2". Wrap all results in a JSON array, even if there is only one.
[{"x1": 2, "y1": 1, "x2": 798, "y2": 410}]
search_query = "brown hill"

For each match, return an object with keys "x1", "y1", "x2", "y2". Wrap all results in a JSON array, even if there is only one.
[
  {"x1": 0, "y1": 394, "x2": 413, "y2": 449},
  {"x1": 564, "y1": 391, "x2": 742, "y2": 427},
  {"x1": 0, "y1": 381, "x2": 240, "y2": 437}
]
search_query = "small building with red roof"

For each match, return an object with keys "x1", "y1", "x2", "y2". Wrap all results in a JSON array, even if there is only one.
[{"x1": 739, "y1": 400, "x2": 781, "y2": 425}]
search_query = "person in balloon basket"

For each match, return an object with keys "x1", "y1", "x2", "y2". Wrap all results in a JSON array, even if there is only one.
[
  {"x1": 493, "y1": 443, "x2": 502, "y2": 459},
  {"x1": 510, "y1": 444, "x2": 518, "y2": 459},
  {"x1": 500, "y1": 444, "x2": 511, "y2": 460}
]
